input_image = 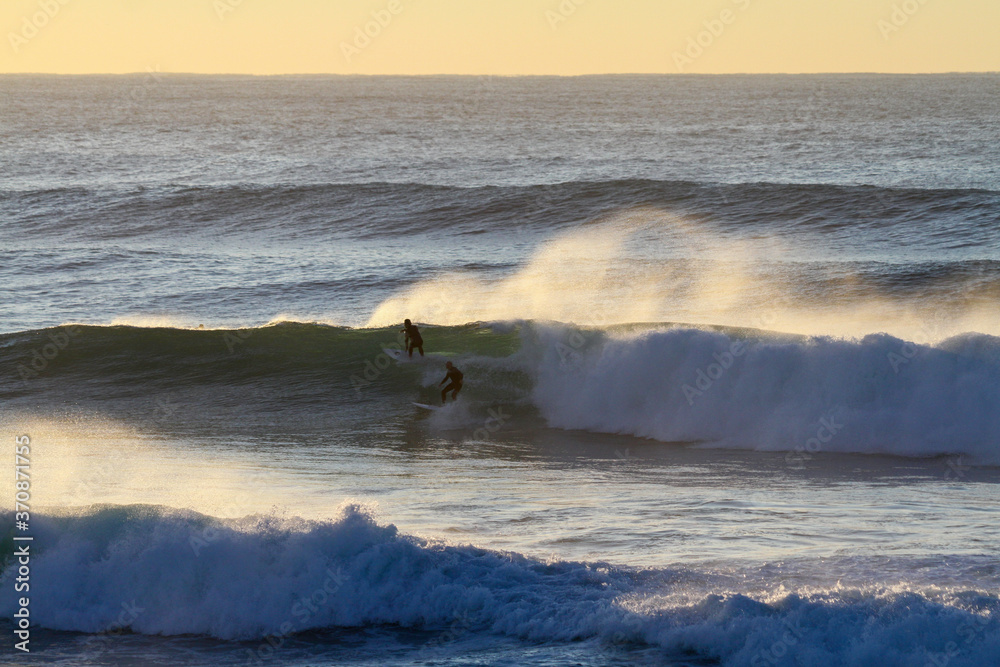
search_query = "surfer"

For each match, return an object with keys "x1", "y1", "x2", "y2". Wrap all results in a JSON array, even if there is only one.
[
  {"x1": 402, "y1": 319, "x2": 424, "y2": 358},
  {"x1": 440, "y1": 361, "x2": 463, "y2": 403}
]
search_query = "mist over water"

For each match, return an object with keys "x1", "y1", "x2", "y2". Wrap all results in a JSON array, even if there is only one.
[
  {"x1": 2, "y1": 74, "x2": 1000, "y2": 666},
  {"x1": 367, "y1": 209, "x2": 1000, "y2": 340}
]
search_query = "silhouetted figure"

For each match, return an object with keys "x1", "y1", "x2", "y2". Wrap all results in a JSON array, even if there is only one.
[
  {"x1": 440, "y1": 361, "x2": 463, "y2": 404},
  {"x1": 402, "y1": 319, "x2": 424, "y2": 358}
]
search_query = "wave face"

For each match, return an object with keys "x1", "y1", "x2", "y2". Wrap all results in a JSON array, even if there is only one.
[
  {"x1": 0, "y1": 504, "x2": 997, "y2": 666},
  {"x1": 0, "y1": 322, "x2": 521, "y2": 409},
  {"x1": 4, "y1": 322, "x2": 999, "y2": 463}
]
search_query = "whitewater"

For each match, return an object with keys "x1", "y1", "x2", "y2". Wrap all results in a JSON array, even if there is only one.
[{"x1": 2, "y1": 74, "x2": 999, "y2": 665}]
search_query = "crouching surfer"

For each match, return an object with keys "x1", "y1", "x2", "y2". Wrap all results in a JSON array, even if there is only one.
[{"x1": 440, "y1": 361, "x2": 463, "y2": 404}]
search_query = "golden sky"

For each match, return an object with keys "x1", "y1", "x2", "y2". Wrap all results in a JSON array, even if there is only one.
[{"x1": 2, "y1": 0, "x2": 998, "y2": 75}]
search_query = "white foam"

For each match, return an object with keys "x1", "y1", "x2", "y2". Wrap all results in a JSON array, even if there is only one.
[
  {"x1": 527, "y1": 324, "x2": 1000, "y2": 463},
  {"x1": 1, "y1": 504, "x2": 997, "y2": 666}
]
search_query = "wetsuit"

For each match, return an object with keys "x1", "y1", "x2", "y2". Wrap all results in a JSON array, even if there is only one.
[
  {"x1": 404, "y1": 323, "x2": 424, "y2": 357},
  {"x1": 441, "y1": 366, "x2": 463, "y2": 402}
]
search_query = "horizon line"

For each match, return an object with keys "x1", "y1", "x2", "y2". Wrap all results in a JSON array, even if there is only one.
[{"x1": 2, "y1": 71, "x2": 999, "y2": 77}]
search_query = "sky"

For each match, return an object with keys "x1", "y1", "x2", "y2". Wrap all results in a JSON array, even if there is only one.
[{"x1": 2, "y1": 0, "x2": 998, "y2": 75}]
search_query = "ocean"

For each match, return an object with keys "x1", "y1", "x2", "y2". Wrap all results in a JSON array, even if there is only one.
[{"x1": 1, "y1": 73, "x2": 999, "y2": 666}]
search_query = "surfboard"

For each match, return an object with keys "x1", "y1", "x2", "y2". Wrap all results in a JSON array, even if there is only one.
[
  {"x1": 383, "y1": 347, "x2": 406, "y2": 362},
  {"x1": 412, "y1": 402, "x2": 440, "y2": 411},
  {"x1": 384, "y1": 347, "x2": 432, "y2": 364}
]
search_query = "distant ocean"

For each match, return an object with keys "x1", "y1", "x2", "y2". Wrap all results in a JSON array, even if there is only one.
[{"x1": 1, "y1": 74, "x2": 999, "y2": 666}]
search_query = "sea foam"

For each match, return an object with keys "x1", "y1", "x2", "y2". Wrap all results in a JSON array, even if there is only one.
[
  {"x1": 528, "y1": 325, "x2": 1000, "y2": 463},
  {"x1": 1, "y1": 504, "x2": 998, "y2": 667}
]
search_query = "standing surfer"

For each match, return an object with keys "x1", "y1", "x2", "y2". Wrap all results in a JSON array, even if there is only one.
[
  {"x1": 440, "y1": 361, "x2": 463, "y2": 403},
  {"x1": 402, "y1": 319, "x2": 424, "y2": 358}
]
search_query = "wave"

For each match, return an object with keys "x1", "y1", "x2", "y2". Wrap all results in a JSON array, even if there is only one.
[
  {"x1": 3, "y1": 321, "x2": 1000, "y2": 463},
  {"x1": 526, "y1": 324, "x2": 1000, "y2": 463},
  {"x1": 3, "y1": 179, "x2": 999, "y2": 242},
  {"x1": 0, "y1": 504, "x2": 997, "y2": 666},
  {"x1": 0, "y1": 322, "x2": 521, "y2": 408}
]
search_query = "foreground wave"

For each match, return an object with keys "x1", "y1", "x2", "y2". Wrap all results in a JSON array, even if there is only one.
[
  {"x1": 0, "y1": 504, "x2": 997, "y2": 666},
  {"x1": 4, "y1": 321, "x2": 999, "y2": 462}
]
